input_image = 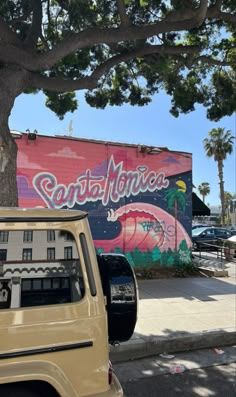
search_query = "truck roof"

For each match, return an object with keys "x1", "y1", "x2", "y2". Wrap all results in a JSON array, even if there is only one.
[{"x1": 0, "y1": 207, "x2": 87, "y2": 222}]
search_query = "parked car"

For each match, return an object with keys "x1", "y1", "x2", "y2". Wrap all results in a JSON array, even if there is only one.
[
  {"x1": 192, "y1": 224, "x2": 209, "y2": 230},
  {"x1": 192, "y1": 226, "x2": 232, "y2": 250},
  {"x1": 225, "y1": 226, "x2": 236, "y2": 236},
  {"x1": 223, "y1": 235, "x2": 236, "y2": 260}
]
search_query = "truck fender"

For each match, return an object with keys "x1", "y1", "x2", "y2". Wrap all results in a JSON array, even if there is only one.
[{"x1": 0, "y1": 359, "x2": 77, "y2": 397}]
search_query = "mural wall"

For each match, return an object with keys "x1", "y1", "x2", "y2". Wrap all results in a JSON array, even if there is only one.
[{"x1": 16, "y1": 133, "x2": 192, "y2": 268}]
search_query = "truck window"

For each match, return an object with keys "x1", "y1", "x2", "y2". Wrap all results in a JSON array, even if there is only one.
[{"x1": 0, "y1": 229, "x2": 85, "y2": 309}]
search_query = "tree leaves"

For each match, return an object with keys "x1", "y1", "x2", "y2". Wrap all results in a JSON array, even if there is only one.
[
  {"x1": 0, "y1": 0, "x2": 235, "y2": 119},
  {"x1": 45, "y1": 91, "x2": 77, "y2": 119}
]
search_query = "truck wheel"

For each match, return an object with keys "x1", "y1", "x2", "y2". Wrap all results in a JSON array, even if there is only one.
[{"x1": 0, "y1": 385, "x2": 41, "y2": 397}]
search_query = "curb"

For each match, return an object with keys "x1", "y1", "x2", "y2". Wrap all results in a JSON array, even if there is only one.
[
  {"x1": 109, "y1": 328, "x2": 236, "y2": 363},
  {"x1": 198, "y1": 267, "x2": 229, "y2": 277}
]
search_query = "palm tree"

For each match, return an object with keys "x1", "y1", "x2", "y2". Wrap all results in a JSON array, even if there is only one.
[
  {"x1": 203, "y1": 128, "x2": 235, "y2": 225},
  {"x1": 198, "y1": 182, "x2": 210, "y2": 203},
  {"x1": 165, "y1": 182, "x2": 186, "y2": 255}
]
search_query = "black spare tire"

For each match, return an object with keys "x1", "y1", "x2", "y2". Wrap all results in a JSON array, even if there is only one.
[{"x1": 96, "y1": 253, "x2": 138, "y2": 344}]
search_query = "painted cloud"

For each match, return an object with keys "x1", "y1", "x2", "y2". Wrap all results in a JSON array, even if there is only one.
[
  {"x1": 47, "y1": 147, "x2": 85, "y2": 159},
  {"x1": 17, "y1": 152, "x2": 44, "y2": 170}
]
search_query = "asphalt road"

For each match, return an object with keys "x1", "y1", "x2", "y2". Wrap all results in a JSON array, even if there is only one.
[
  {"x1": 114, "y1": 346, "x2": 236, "y2": 397},
  {"x1": 122, "y1": 363, "x2": 236, "y2": 397}
]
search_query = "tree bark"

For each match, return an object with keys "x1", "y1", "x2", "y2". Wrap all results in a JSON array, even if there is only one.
[
  {"x1": 0, "y1": 67, "x2": 29, "y2": 207},
  {"x1": 0, "y1": 127, "x2": 18, "y2": 207},
  {"x1": 217, "y1": 159, "x2": 225, "y2": 225}
]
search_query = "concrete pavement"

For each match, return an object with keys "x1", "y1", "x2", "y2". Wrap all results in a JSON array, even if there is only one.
[{"x1": 110, "y1": 261, "x2": 236, "y2": 363}]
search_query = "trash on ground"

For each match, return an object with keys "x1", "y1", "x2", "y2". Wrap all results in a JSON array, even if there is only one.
[
  {"x1": 214, "y1": 348, "x2": 224, "y2": 355},
  {"x1": 169, "y1": 364, "x2": 186, "y2": 374},
  {"x1": 160, "y1": 353, "x2": 175, "y2": 359}
]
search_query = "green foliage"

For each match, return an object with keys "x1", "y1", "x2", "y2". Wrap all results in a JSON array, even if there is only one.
[
  {"x1": 151, "y1": 246, "x2": 161, "y2": 262},
  {"x1": 204, "y1": 128, "x2": 234, "y2": 162},
  {"x1": 175, "y1": 262, "x2": 198, "y2": 278},
  {"x1": 96, "y1": 247, "x2": 104, "y2": 254},
  {"x1": 1, "y1": 1, "x2": 235, "y2": 120},
  {"x1": 198, "y1": 182, "x2": 210, "y2": 202},
  {"x1": 165, "y1": 189, "x2": 186, "y2": 212},
  {"x1": 203, "y1": 127, "x2": 235, "y2": 224},
  {"x1": 207, "y1": 71, "x2": 236, "y2": 121},
  {"x1": 45, "y1": 92, "x2": 77, "y2": 119},
  {"x1": 95, "y1": 237, "x2": 191, "y2": 269},
  {"x1": 125, "y1": 251, "x2": 136, "y2": 267}
]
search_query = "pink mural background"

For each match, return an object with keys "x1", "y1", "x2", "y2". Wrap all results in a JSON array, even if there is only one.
[{"x1": 16, "y1": 133, "x2": 192, "y2": 267}]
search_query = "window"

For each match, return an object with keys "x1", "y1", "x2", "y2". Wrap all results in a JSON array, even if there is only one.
[
  {"x1": 0, "y1": 231, "x2": 9, "y2": 243},
  {"x1": 23, "y1": 230, "x2": 33, "y2": 243},
  {"x1": 0, "y1": 228, "x2": 85, "y2": 311},
  {"x1": 216, "y1": 229, "x2": 231, "y2": 238},
  {"x1": 64, "y1": 246, "x2": 73, "y2": 259},
  {"x1": 47, "y1": 230, "x2": 55, "y2": 242},
  {"x1": 22, "y1": 248, "x2": 32, "y2": 261},
  {"x1": 64, "y1": 231, "x2": 75, "y2": 241},
  {"x1": 21, "y1": 277, "x2": 71, "y2": 307},
  {"x1": 47, "y1": 247, "x2": 55, "y2": 260},
  {"x1": 0, "y1": 249, "x2": 7, "y2": 261},
  {"x1": 205, "y1": 229, "x2": 215, "y2": 236}
]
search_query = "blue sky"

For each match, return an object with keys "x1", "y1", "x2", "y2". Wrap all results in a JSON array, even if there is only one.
[{"x1": 10, "y1": 90, "x2": 235, "y2": 207}]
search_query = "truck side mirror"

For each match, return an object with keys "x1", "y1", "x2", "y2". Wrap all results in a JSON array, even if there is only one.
[{"x1": 96, "y1": 253, "x2": 138, "y2": 344}]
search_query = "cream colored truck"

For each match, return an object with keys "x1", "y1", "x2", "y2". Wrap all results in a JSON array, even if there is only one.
[{"x1": 0, "y1": 208, "x2": 138, "y2": 397}]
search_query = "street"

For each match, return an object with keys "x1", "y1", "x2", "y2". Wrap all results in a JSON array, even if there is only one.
[
  {"x1": 121, "y1": 363, "x2": 236, "y2": 397},
  {"x1": 114, "y1": 346, "x2": 236, "y2": 397}
]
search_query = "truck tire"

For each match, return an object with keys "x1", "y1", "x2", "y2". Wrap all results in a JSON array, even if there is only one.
[{"x1": 0, "y1": 384, "x2": 41, "y2": 397}]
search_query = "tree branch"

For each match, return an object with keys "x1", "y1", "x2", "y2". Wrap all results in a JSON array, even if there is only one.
[
  {"x1": 213, "y1": 0, "x2": 223, "y2": 10},
  {"x1": 10, "y1": 5, "x2": 31, "y2": 26},
  {"x1": 24, "y1": 0, "x2": 43, "y2": 46},
  {"x1": 216, "y1": 11, "x2": 236, "y2": 23},
  {"x1": 116, "y1": 0, "x2": 131, "y2": 27},
  {"x1": 31, "y1": 0, "x2": 211, "y2": 71},
  {"x1": 29, "y1": 44, "x2": 199, "y2": 91},
  {"x1": 1, "y1": 0, "x2": 235, "y2": 72},
  {"x1": 207, "y1": 1, "x2": 236, "y2": 22},
  {"x1": 0, "y1": 17, "x2": 21, "y2": 46},
  {"x1": 165, "y1": 0, "x2": 208, "y2": 26},
  {"x1": 194, "y1": 55, "x2": 232, "y2": 67},
  {"x1": 0, "y1": 43, "x2": 36, "y2": 69},
  {"x1": 7, "y1": 20, "x2": 207, "y2": 71}
]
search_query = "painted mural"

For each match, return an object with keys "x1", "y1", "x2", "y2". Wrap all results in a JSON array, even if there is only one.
[{"x1": 16, "y1": 133, "x2": 192, "y2": 268}]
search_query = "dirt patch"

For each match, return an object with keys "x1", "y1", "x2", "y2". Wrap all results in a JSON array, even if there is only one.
[{"x1": 134, "y1": 265, "x2": 204, "y2": 280}]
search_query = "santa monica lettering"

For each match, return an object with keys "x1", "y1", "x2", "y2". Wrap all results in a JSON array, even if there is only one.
[{"x1": 33, "y1": 156, "x2": 169, "y2": 209}]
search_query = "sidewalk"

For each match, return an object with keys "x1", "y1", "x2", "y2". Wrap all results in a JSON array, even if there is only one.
[{"x1": 110, "y1": 262, "x2": 236, "y2": 363}]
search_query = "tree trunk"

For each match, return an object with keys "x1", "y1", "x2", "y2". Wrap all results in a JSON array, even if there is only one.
[
  {"x1": 0, "y1": 67, "x2": 29, "y2": 207},
  {"x1": 0, "y1": 125, "x2": 18, "y2": 207},
  {"x1": 217, "y1": 159, "x2": 225, "y2": 225}
]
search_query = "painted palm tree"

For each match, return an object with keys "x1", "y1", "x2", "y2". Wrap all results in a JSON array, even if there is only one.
[
  {"x1": 198, "y1": 182, "x2": 210, "y2": 203},
  {"x1": 165, "y1": 181, "x2": 186, "y2": 254},
  {"x1": 203, "y1": 128, "x2": 234, "y2": 225}
]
